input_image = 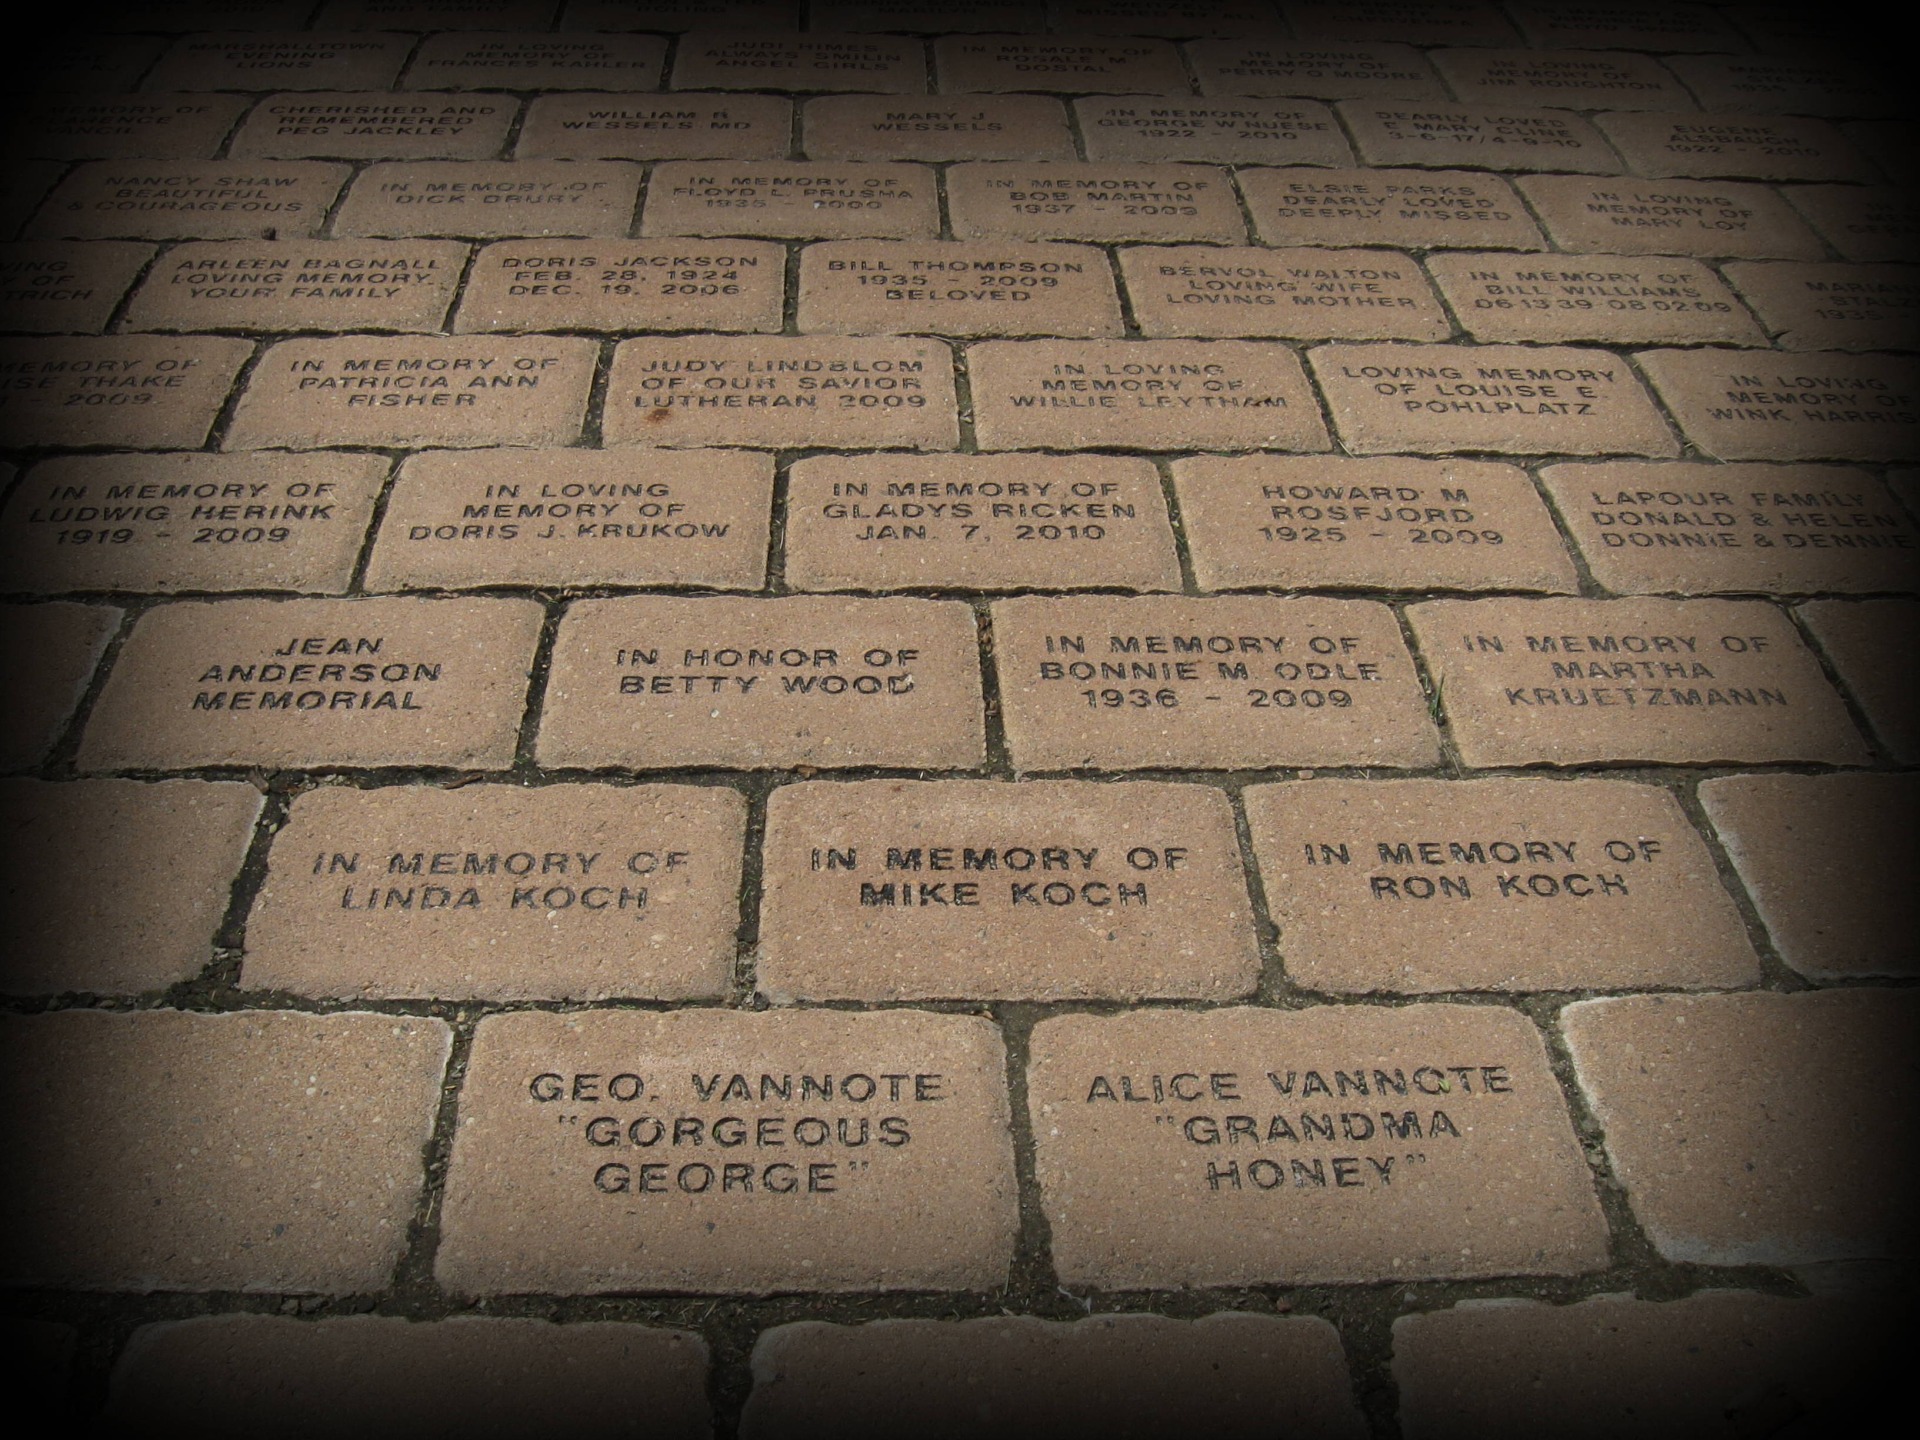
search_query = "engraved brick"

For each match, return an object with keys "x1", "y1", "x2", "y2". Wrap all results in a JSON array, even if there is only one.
[
  {"x1": 783, "y1": 453, "x2": 1179, "y2": 592},
  {"x1": 518, "y1": 93, "x2": 791, "y2": 161},
  {"x1": 1282, "y1": 1, "x2": 1519, "y2": 47},
  {"x1": 225, "y1": 335, "x2": 597, "y2": 450},
  {"x1": 565, "y1": 1, "x2": 797, "y2": 26},
  {"x1": 603, "y1": 336, "x2": 958, "y2": 450},
  {"x1": 1239, "y1": 166, "x2": 1545, "y2": 252},
  {"x1": 1721, "y1": 261, "x2": 1919, "y2": 352},
  {"x1": 740, "y1": 1315, "x2": 1366, "y2": 1439},
  {"x1": 78, "y1": 596, "x2": 544, "y2": 771},
  {"x1": 1798, "y1": 598, "x2": 1920, "y2": 761},
  {"x1": 1666, "y1": 55, "x2": 1903, "y2": 118},
  {"x1": 1243, "y1": 776, "x2": 1757, "y2": 993},
  {"x1": 0, "y1": 778, "x2": 259, "y2": 996},
  {"x1": 947, "y1": 163, "x2": 1244, "y2": 244},
  {"x1": 1187, "y1": 42, "x2": 1445, "y2": 101},
  {"x1": 435, "y1": 1008, "x2": 1018, "y2": 1294},
  {"x1": 10, "y1": 95, "x2": 252, "y2": 161},
  {"x1": 0, "y1": 241, "x2": 153, "y2": 334},
  {"x1": 0, "y1": 1008, "x2": 449, "y2": 1291},
  {"x1": 1076, "y1": 98, "x2": 1353, "y2": 167},
  {"x1": 759, "y1": 779, "x2": 1255, "y2": 1000},
  {"x1": 971, "y1": 340, "x2": 1328, "y2": 452},
  {"x1": 816, "y1": 2, "x2": 1027, "y2": 29},
  {"x1": 403, "y1": 32, "x2": 666, "y2": 91},
  {"x1": 1405, "y1": 596, "x2": 1868, "y2": 767},
  {"x1": 934, "y1": 35, "x2": 1188, "y2": 95},
  {"x1": 0, "y1": 452, "x2": 387, "y2": 597},
  {"x1": 1308, "y1": 342, "x2": 1676, "y2": 457},
  {"x1": 643, "y1": 161, "x2": 938, "y2": 240},
  {"x1": 454, "y1": 238, "x2": 783, "y2": 334},
  {"x1": 993, "y1": 594, "x2": 1436, "y2": 770},
  {"x1": 1562, "y1": 989, "x2": 1920, "y2": 1263},
  {"x1": 32, "y1": 36, "x2": 164, "y2": 91},
  {"x1": 108, "y1": 1317, "x2": 710, "y2": 1438},
  {"x1": 1048, "y1": 0, "x2": 1281, "y2": 36},
  {"x1": 1598, "y1": 113, "x2": 1873, "y2": 185},
  {"x1": 123, "y1": 240, "x2": 465, "y2": 333},
  {"x1": 1340, "y1": 102, "x2": 1623, "y2": 175},
  {"x1": 537, "y1": 595, "x2": 984, "y2": 769},
  {"x1": 1173, "y1": 456, "x2": 1577, "y2": 594},
  {"x1": 28, "y1": 162, "x2": 349, "y2": 241},
  {"x1": 0, "y1": 337, "x2": 250, "y2": 450},
  {"x1": 102, "y1": 0, "x2": 317, "y2": 25},
  {"x1": 247, "y1": 782, "x2": 744, "y2": 1001},
  {"x1": 1539, "y1": 462, "x2": 1920, "y2": 596},
  {"x1": 144, "y1": 33, "x2": 414, "y2": 92},
  {"x1": 1518, "y1": 174, "x2": 1825, "y2": 260},
  {"x1": 796, "y1": 241, "x2": 1122, "y2": 338},
  {"x1": 1424, "y1": 251, "x2": 1763, "y2": 346},
  {"x1": 1027, "y1": 1005, "x2": 1608, "y2": 1287},
  {"x1": 1700, "y1": 772, "x2": 1918, "y2": 980},
  {"x1": 1785, "y1": 185, "x2": 1917, "y2": 265},
  {"x1": 320, "y1": 0, "x2": 558, "y2": 24},
  {"x1": 0, "y1": 603, "x2": 117, "y2": 770},
  {"x1": 229, "y1": 92, "x2": 518, "y2": 161},
  {"x1": 364, "y1": 448, "x2": 772, "y2": 592},
  {"x1": 1636, "y1": 348, "x2": 1920, "y2": 464},
  {"x1": 334, "y1": 162, "x2": 643, "y2": 239},
  {"x1": 802, "y1": 94, "x2": 1074, "y2": 163},
  {"x1": 1429, "y1": 48, "x2": 1694, "y2": 111},
  {"x1": 1507, "y1": 1, "x2": 1743, "y2": 52},
  {"x1": 1120, "y1": 245, "x2": 1448, "y2": 341},
  {"x1": 672, "y1": 32, "x2": 926, "y2": 94}
]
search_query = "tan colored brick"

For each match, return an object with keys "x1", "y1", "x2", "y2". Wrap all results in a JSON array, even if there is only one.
[
  {"x1": 35, "y1": 36, "x2": 165, "y2": 90},
  {"x1": 1173, "y1": 455, "x2": 1577, "y2": 594},
  {"x1": 247, "y1": 782, "x2": 744, "y2": 1001},
  {"x1": 1050, "y1": 0, "x2": 1281, "y2": 35},
  {"x1": 334, "y1": 161, "x2": 643, "y2": 239},
  {"x1": 948, "y1": 163, "x2": 1244, "y2": 244},
  {"x1": 0, "y1": 778, "x2": 259, "y2": 996},
  {"x1": 12, "y1": 95, "x2": 252, "y2": 161},
  {"x1": 1244, "y1": 777, "x2": 1757, "y2": 993},
  {"x1": 1507, "y1": 1, "x2": 1743, "y2": 51},
  {"x1": 993, "y1": 594, "x2": 1437, "y2": 770},
  {"x1": 0, "y1": 452, "x2": 387, "y2": 597},
  {"x1": 1563, "y1": 988, "x2": 1920, "y2": 1263},
  {"x1": 143, "y1": 32, "x2": 414, "y2": 92},
  {"x1": 1798, "y1": 598, "x2": 1920, "y2": 761},
  {"x1": 564, "y1": 1, "x2": 798, "y2": 27},
  {"x1": 0, "y1": 1008, "x2": 449, "y2": 1291},
  {"x1": 1667, "y1": 55, "x2": 1901, "y2": 117},
  {"x1": 0, "y1": 241, "x2": 152, "y2": 334},
  {"x1": 108, "y1": 1317, "x2": 710, "y2": 1439},
  {"x1": 934, "y1": 35, "x2": 1187, "y2": 94},
  {"x1": 402, "y1": 31, "x2": 666, "y2": 90},
  {"x1": 1406, "y1": 596, "x2": 1868, "y2": 767},
  {"x1": 1308, "y1": 342, "x2": 1676, "y2": 457},
  {"x1": 1188, "y1": 41, "x2": 1446, "y2": 101},
  {"x1": 1426, "y1": 251, "x2": 1763, "y2": 346},
  {"x1": 436, "y1": 1008, "x2": 1018, "y2": 1294},
  {"x1": 1430, "y1": 48, "x2": 1694, "y2": 110},
  {"x1": 1028, "y1": 1005, "x2": 1609, "y2": 1287},
  {"x1": 1121, "y1": 245, "x2": 1448, "y2": 341},
  {"x1": 741, "y1": 1315, "x2": 1366, "y2": 1439},
  {"x1": 802, "y1": 94, "x2": 1073, "y2": 162},
  {"x1": 603, "y1": 336, "x2": 959, "y2": 450},
  {"x1": 1239, "y1": 166, "x2": 1545, "y2": 252},
  {"x1": 1700, "y1": 772, "x2": 1918, "y2": 981},
  {"x1": 1283, "y1": 1, "x2": 1519, "y2": 47},
  {"x1": 783, "y1": 452, "x2": 1179, "y2": 592},
  {"x1": 517, "y1": 92, "x2": 791, "y2": 162},
  {"x1": 0, "y1": 603, "x2": 118, "y2": 770},
  {"x1": 1516, "y1": 174, "x2": 1826, "y2": 260},
  {"x1": 538, "y1": 595, "x2": 984, "y2": 770},
  {"x1": 816, "y1": 2, "x2": 1027, "y2": 28},
  {"x1": 365, "y1": 448, "x2": 772, "y2": 593},
  {"x1": 78, "y1": 596, "x2": 544, "y2": 772},
  {"x1": 454, "y1": 238, "x2": 783, "y2": 334},
  {"x1": 672, "y1": 32, "x2": 926, "y2": 94},
  {"x1": 229, "y1": 92, "x2": 518, "y2": 161},
  {"x1": 758, "y1": 779, "x2": 1256, "y2": 1001},
  {"x1": 641, "y1": 161, "x2": 938, "y2": 241},
  {"x1": 1076, "y1": 98, "x2": 1353, "y2": 167},
  {"x1": 225, "y1": 335, "x2": 596, "y2": 450},
  {"x1": 1785, "y1": 185, "x2": 1917, "y2": 265},
  {"x1": 1540, "y1": 462, "x2": 1920, "y2": 596},
  {"x1": 321, "y1": 0, "x2": 557, "y2": 24},
  {"x1": 1598, "y1": 113, "x2": 1873, "y2": 185},
  {"x1": 971, "y1": 340, "x2": 1328, "y2": 452},
  {"x1": 796, "y1": 241, "x2": 1122, "y2": 338},
  {"x1": 28, "y1": 162, "x2": 349, "y2": 240},
  {"x1": 1341, "y1": 101, "x2": 1623, "y2": 175},
  {"x1": 1637, "y1": 349, "x2": 1920, "y2": 464},
  {"x1": 0, "y1": 336, "x2": 250, "y2": 450},
  {"x1": 1721, "y1": 262, "x2": 1919, "y2": 352},
  {"x1": 123, "y1": 240, "x2": 465, "y2": 333}
]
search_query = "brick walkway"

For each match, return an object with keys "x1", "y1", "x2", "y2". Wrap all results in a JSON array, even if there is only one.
[{"x1": 2, "y1": 2, "x2": 1914, "y2": 1433}]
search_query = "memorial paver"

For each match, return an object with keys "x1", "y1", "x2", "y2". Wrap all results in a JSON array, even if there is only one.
[
  {"x1": 453, "y1": 239, "x2": 784, "y2": 334},
  {"x1": 1562, "y1": 988, "x2": 1920, "y2": 1263},
  {"x1": 796, "y1": 241, "x2": 1122, "y2": 338},
  {"x1": 1283, "y1": 1, "x2": 1519, "y2": 48},
  {"x1": 1186, "y1": 41, "x2": 1445, "y2": 101},
  {"x1": 1725, "y1": 5, "x2": 1852, "y2": 55},
  {"x1": 672, "y1": 32, "x2": 926, "y2": 94},
  {"x1": 123, "y1": 239, "x2": 466, "y2": 333},
  {"x1": 225, "y1": 335, "x2": 597, "y2": 450},
  {"x1": 1074, "y1": 98, "x2": 1353, "y2": 168},
  {"x1": 1720, "y1": 262, "x2": 1920, "y2": 353},
  {"x1": 1507, "y1": 1, "x2": 1743, "y2": 52},
  {"x1": 1539, "y1": 462, "x2": 1920, "y2": 596},
  {"x1": 1405, "y1": 595, "x2": 1868, "y2": 767},
  {"x1": 816, "y1": 2, "x2": 1026, "y2": 30},
  {"x1": 107, "y1": 0, "x2": 318, "y2": 25},
  {"x1": 992, "y1": 594, "x2": 1436, "y2": 770},
  {"x1": 1238, "y1": 166, "x2": 1546, "y2": 252},
  {"x1": 1307, "y1": 342, "x2": 1677, "y2": 457},
  {"x1": 13, "y1": 95, "x2": 252, "y2": 161},
  {"x1": 783, "y1": 453, "x2": 1178, "y2": 593},
  {"x1": 77, "y1": 596, "x2": 545, "y2": 772},
  {"x1": 402, "y1": 31, "x2": 667, "y2": 90},
  {"x1": 641, "y1": 161, "x2": 939, "y2": 241},
  {"x1": 1027, "y1": 1005, "x2": 1608, "y2": 1288},
  {"x1": 1339, "y1": 102, "x2": 1623, "y2": 175},
  {"x1": 1666, "y1": 55, "x2": 1901, "y2": 118},
  {"x1": 365, "y1": 448, "x2": 772, "y2": 592},
  {"x1": 565, "y1": 2, "x2": 799, "y2": 27},
  {"x1": 0, "y1": 777, "x2": 260, "y2": 996},
  {"x1": 246, "y1": 782, "x2": 745, "y2": 1001},
  {"x1": 143, "y1": 32, "x2": 414, "y2": 92},
  {"x1": 603, "y1": 336, "x2": 958, "y2": 450},
  {"x1": 322, "y1": 0, "x2": 558, "y2": 24},
  {"x1": 1784, "y1": 185, "x2": 1917, "y2": 265},
  {"x1": 35, "y1": 35, "x2": 165, "y2": 91},
  {"x1": 1428, "y1": 48, "x2": 1694, "y2": 111},
  {"x1": 1119, "y1": 245, "x2": 1449, "y2": 342},
  {"x1": 970, "y1": 340, "x2": 1328, "y2": 452},
  {"x1": 0, "y1": 241, "x2": 153, "y2": 334},
  {"x1": 333, "y1": 161, "x2": 644, "y2": 239},
  {"x1": 1516, "y1": 174, "x2": 1827, "y2": 260},
  {"x1": 1172, "y1": 455, "x2": 1578, "y2": 594},
  {"x1": 516, "y1": 93, "x2": 792, "y2": 162},
  {"x1": 801, "y1": 94, "x2": 1074, "y2": 163},
  {"x1": 0, "y1": 603, "x2": 118, "y2": 770},
  {"x1": 947, "y1": 164, "x2": 1244, "y2": 245},
  {"x1": 229, "y1": 92, "x2": 519, "y2": 161},
  {"x1": 758, "y1": 779, "x2": 1256, "y2": 1000},
  {"x1": 0, "y1": 336, "x2": 251, "y2": 450},
  {"x1": 1424, "y1": 251, "x2": 1763, "y2": 346},
  {"x1": 933, "y1": 35, "x2": 1188, "y2": 95},
  {"x1": 1049, "y1": 0, "x2": 1279, "y2": 36},
  {"x1": 435, "y1": 1008, "x2": 1018, "y2": 1293},
  {"x1": 1635, "y1": 349, "x2": 1920, "y2": 464},
  {"x1": 0, "y1": 1008, "x2": 449, "y2": 1291},
  {"x1": 1797, "y1": 598, "x2": 1920, "y2": 760},
  {"x1": 0, "y1": 452, "x2": 388, "y2": 597},
  {"x1": 1596, "y1": 113, "x2": 1875, "y2": 186},
  {"x1": 1243, "y1": 777, "x2": 1757, "y2": 993},
  {"x1": 27, "y1": 161, "x2": 350, "y2": 241}
]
